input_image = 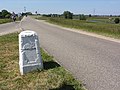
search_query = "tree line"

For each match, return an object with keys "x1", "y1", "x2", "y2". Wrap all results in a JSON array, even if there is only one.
[
  {"x1": 0, "y1": 9, "x2": 33, "y2": 19},
  {"x1": 42, "y1": 11, "x2": 120, "y2": 24},
  {"x1": 42, "y1": 11, "x2": 87, "y2": 20},
  {"x1": 0, "y1": 9, "x2": 119, "y2": 24}
]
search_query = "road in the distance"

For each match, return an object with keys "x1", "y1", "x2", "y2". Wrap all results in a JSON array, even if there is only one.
[{"x1": 21, "y1": 17, "x2": 120, "y2": 90}]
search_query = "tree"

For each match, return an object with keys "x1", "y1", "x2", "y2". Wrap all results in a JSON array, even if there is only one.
[
  {"x1": 89, "y1": 14, "x2": 92, "y2": 17},
  {"x1": 110, "y1": 15, "x2": 112, "y2": 17},
  {"x1": 114, "y1": 18, "x2": 120, "y2": 24},
  {"x1": 26, "y1": 12, "x2": 32, "y2": 15},
  {"x1": 0, "y1": 12, "x2": 2, "y2": 18},
  {"x1": 63, "y1": 11, "x2": 73, "y2": 19},
  {"x1": 5, "y1": 14, "x2": 11, "y2": 18},
  {"x1": 35, "y1": 11, "x2": 37, "y2": 15},
  {"x1": 1, "y1": 10, "x2": 11, "y2": 18},
  {"x1": 2, "y1": 10, "x2": 9, "y2": 18},
  {"x1": 79, "y1": 14, "x2": 86, "y2": 20}
]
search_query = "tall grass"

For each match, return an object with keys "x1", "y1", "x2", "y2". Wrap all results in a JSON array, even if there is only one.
[
  {"x1": 0, "y1": 19, "x2": 12, "y2": 24},
  {"x1": 0, "y1": 33, "x2": 85, "y2": 90},
  {"x1": 48, "y1": 18, "x2": 120, "y2": 38}
]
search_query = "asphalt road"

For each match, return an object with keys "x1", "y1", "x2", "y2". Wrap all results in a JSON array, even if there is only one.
[
  {"x1": 0, "y1": 22, "x2": 20, "y2": 35},
  {"x1": 1, "y1": 17, "x2": 120, "y2": 90}
]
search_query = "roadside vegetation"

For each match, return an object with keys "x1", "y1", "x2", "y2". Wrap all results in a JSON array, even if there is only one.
[
  {"x1": 48, "y1": 18, "x2": 120, "y2": 38},
  {"x1": 0, "y1": 10, "x2": 12, "y2": 24},
  {"x1": 0, "y1": 33, "x2": 85, "y2": 90},
  {"x1": 35, "y1": 11, "x2": 120, "y2": 39},
  {"x1": 0, "y1": 9, "x2": 25, "y2": 24},
  {"x1": 0, "y1": 19, "x2": 12, "y2": 24}
]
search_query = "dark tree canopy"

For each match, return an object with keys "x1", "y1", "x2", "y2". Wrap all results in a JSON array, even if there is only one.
[
  {"x1": 79, "y1": 14, "x2": 86, "y2": 20},
  {"x1": 63, "y1": 11, "x2": 73, "y2": 19},
  {"x1": 0, "y1": 10, "x2": 11, "y2": 18},
  {"x1": 89, "y1": 14, "x2": 92, "y2": 17},
  {"x1": 114, "y1": 18, "x2": 120, "y2": 24}
]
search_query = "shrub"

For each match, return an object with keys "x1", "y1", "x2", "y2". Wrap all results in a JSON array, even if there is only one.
[
  {"x1": 114, "y1": 18, "x2": 120, "y2": 24},
  {"x1": 79, "y1": 14, "x2": 86, "y2": 20},
  {"x1": 0, "y1": 10, "x2": 11, "y2": 18},
  {"x1": 5, "y1": 14, "x2": 11, "y2": 18},
  {"x1": 63, "y1": 11, "x2": 73, "y2": 19},
  {"x1": 89, "y1": 14, "x2": 92, "y2": 17}
]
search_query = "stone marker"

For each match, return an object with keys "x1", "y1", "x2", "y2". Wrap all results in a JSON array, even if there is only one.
[{"x1": 19, "y1": 30, "x2": 43, "y2": 75}]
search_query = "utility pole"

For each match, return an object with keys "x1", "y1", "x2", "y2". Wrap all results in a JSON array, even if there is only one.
[
  {"x1": 24, "y1": 7, "x2": 27, "y2": 17},
  {"x1": 24, "y1": 7, "x2": 26, "y2": 13},
  {"x1": 93, "y1": 8, "x2": 96, "y2": 16},
  {"x1": 37, "y1": 9, "x2": 39, "y2": 15}
]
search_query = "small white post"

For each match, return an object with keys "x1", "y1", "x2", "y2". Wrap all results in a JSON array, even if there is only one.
[{"x1": 19, "y1": 30, "x2": 43, "y2": 75}]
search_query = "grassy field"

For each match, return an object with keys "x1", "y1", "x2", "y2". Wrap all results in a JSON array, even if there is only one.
[
  {"x1": 36, "y1": 16, "x2": 120, "y2": 39},
  {"x1": 0, "y1": 17, "x2": 23, "y2": 24},
  {"x1": 0, "y1": 33, "x2": 85, "y2": 90},
  {"x1": 0, "y1": 19, "x2": 12, "y2": 24}
]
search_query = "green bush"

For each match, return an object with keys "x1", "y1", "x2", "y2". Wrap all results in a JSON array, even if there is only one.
[
  {"x1": 79, "y1": 14, "x2": 86, "y2": 20},
  {"x1": 114, "y1": 18, "x2": 120, "y2": 24},
  {"x1": 0, "y1": 10, "x2": 11, "y2": 19},
  {"x1": 5, "y1": 14, "x2": 11, "y2": 18},
  {"x1": 63, "y1": 11, "x2": 73, "y2": 19}
]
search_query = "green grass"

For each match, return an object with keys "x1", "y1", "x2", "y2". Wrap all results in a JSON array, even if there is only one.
[
  {"x1": 0, "y1": 33, "x2": 85, "y2": 90},
  {"x1": 47, "y1": 18, "x2": 120, "y2": 39},
  {"x1": 0, "y1": 17, "x2": 23, "y2": 24},
  {"x1": 36, "y1": 16, "x2": 120, "y2": 39},
  {"x1": 35, "y1": 16, "x2": 50, "y2": 20},
  {"x1": 87, "y1": 17, "x2": 116, "y2": 24},
  {"x1": 0, "y1": 19, "x2": 12, "y2": 24}
]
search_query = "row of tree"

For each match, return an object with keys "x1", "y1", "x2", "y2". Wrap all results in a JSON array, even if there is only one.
[
  {"x1": 42, "y1": 11, "x2": 120, "y2": 24},
  {"x1": 0, "y1": 9, "x2": 33, "y2": 19},
  {"x1": 63, "y1": 11, "x2": 87, "y2": 20},
  {"x1": 42, "y1": 11, "x2": 87, "y2": 20},
  {"x1": 0, "y1": 9, "x2": 119, "y2": 24},
  {"x1": 0, "y1": 10, "x2": 87, "y2": 20}
]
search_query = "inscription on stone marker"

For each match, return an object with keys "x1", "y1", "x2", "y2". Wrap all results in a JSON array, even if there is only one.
[{"x1": 19, "y1": 30, "x2": 43, "y2": 75}]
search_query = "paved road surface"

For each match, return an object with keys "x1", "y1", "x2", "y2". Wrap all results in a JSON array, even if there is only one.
[
  {"x1": 21, "y1": 17, "x2": 120, "y2": 90},
  {"x1": 0, "y1": 22, "x2": 20, "y2": 35},
  {"x1": 1, "y1": 17, "x2": 120, "y2": 90}
]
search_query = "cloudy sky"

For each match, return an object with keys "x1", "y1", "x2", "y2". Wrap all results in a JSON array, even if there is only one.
[{"x1": 0, "y1": 0, "x2": 120, "y2": 15}]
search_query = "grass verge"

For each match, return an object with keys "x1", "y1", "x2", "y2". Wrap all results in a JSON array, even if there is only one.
[
  {"x1": 36, "y1": 17, "x2": 120, "y2": 39},
  {"x1": 0, "y1": 19, "x2": 12, "y2": 24},
  {"x1": 0, "y1": 33, "x2": 85, "y2": 90}
]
